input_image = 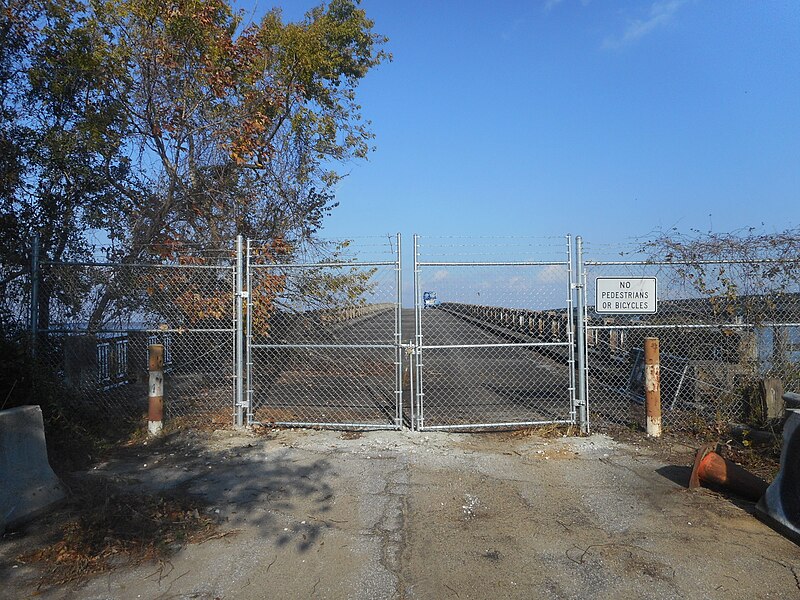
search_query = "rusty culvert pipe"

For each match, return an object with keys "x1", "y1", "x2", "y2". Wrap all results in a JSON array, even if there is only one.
[{"x1": 689, "y1": 444, "x2": 769, "y2": 502}]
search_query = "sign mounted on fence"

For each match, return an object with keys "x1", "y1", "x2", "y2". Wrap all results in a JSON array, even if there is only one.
[{"x1": 595, "y1": 277, "x2": 657, "y2": 314}]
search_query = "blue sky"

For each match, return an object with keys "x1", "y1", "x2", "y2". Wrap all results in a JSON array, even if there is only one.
[{"x1": 238, "y1": 0, "x2": 800, "y2": 245}]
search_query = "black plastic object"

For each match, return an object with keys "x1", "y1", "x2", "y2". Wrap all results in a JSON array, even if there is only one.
[{"x1": 755, "y1": 394, "x2": 800, "y2": 544}]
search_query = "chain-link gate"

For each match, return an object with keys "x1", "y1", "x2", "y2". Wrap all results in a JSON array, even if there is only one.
[
  {"x1": 30, "y1": 231, "x2": 796, "y2": 433},
  {"x1": 412, "y1": 235, "x2": 578, "y2": 430},
  {"x1": 244, "y1": 235, "x2": 403, "y2": 429}
]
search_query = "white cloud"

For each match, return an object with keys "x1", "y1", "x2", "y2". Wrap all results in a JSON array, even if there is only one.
[
  {"x1": 432, "y1": 269, "x2": 449, "y2": 283},
  {"x1": 535, "y1": 264, "x2": 567, "y2": 284},
  {"x1": 603, "y1": 0, "x2": 687, "y2": 49}
]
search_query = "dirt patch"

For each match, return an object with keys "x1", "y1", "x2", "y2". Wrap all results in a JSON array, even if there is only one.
[
  {"x1": 488, "y1": 422, "x2": 580, "y2": 440},
  {"x1": 4, "y1": 427, "x2": 799, "y2": 600},
  {"x1": 10, "y1": 465, "x2": 233, "y2": 591},
  {"x1": 163, "y1": 409, "x2": 235, "y2": 433}
]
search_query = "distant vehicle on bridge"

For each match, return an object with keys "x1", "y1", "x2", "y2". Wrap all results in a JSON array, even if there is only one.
[{"x1": 423, "y1": 291, "x2": 439, "y2": 309}]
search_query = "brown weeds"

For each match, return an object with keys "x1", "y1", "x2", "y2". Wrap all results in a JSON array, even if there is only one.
[{"x1": 18, "y1": 477, "x2": 230, "y2": 588}]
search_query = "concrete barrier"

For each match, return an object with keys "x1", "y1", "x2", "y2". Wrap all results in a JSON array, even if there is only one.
[{"x1": 0, "y1": 406, "x2": 65, "y2": 532}]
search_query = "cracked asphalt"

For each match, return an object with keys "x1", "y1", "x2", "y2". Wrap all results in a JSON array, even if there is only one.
[{"x1": 3, "y1": 428, "x2": 800, "y2": 599}]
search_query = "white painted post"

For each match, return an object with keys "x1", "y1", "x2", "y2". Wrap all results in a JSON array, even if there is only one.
[{"x1": 148, "y1": 344, "x2": 164, "y2": 436}]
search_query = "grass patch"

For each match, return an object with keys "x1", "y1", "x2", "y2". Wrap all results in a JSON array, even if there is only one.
[{"x1": 506, "y1": 423, "x2": 579, "y2": 438}]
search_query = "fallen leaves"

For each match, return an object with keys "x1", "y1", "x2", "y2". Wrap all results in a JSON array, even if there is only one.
[{"x1": 18, "y1": 478, "x2": 234, "y2": 589}]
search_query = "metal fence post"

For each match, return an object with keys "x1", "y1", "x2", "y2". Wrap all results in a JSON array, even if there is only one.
[
  {"x1": 413, "y1": 234, "x2": 423, "y2": 431},
  {"x1": 395, "y1": 233, "x2": 403, "y2": 428},
  {"x1": 575, "y1": 236, "x2": 589, "y2": 433},
  {"x1": 245, "y1": 237, "x2": 252, "y2": 426},
  {"x1": 30, "y1": 233, "x2": 40, "y2": 357},
  {"x1": 235, "y1": 234, "x2": 245, "y2": 428},
  {"x1": 566, "y1": 234, "x2": 577, "y2": 425}
]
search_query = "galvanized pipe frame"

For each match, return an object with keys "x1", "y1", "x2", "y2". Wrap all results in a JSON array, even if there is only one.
[
  {"x1": 413, "y1": 234, "x2": 424, "y2": 430},
  {"x1": 412, "y1": 234, "x2": 581, "y2": 432},
  {"x1": 235, "y1": 235, "x2": 245, "y2": 427},
  {"x1": 395, "y1": 233, "x2": 403, "y2": 428},
  {"x1": 565, "y1": 235, "x2": 579, "y2": 428},
  {"x1": 29, "y1": 232, "x2": 799, "y2": 433},
  {"x1": 244, "y1": 235, "x2": 404, "y2": 430},
  {"x1": 245, "y1": 237, "x2": 254, "y2": 426},
  {"x1": 575, "y1": 236, "x2": 589, "y2": 433}
]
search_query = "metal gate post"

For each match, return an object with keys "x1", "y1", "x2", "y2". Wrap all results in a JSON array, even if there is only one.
[
  {"x1": 395, "y1": 233, "x2": 403, "y2": 428},
  {"x1": 566, "y1": 234, "x2": 577, "y2": 424},
  {"x1": 245, "y1": 238, "x2": 253, "y2": 426},
  {"x1": 575, "y1": 236, "x2": 589, "y2": 433},
  {"x1": 413, "y1": 234, "x2": 423, "y2": 430},
  {"x1": 235, "y1": 234, "x2": 245, "y2": 427}
]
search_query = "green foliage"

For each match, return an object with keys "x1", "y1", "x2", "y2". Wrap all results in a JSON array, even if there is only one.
[
  {"x1": 1, "y1": 0, "x2": 388, "y2": 330},
  {"x1": 90, "y1": 0, "x2": 388, "y2": 254}
]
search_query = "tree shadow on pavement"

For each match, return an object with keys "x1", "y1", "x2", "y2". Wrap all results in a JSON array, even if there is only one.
[{"x1": 107, "y1": 432, "x2": 338, "y2": 554}]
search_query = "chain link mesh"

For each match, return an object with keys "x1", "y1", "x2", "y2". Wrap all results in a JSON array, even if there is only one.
[
  {"x1": 246, "y1": 236, "x2": 401, "y2": 428},
  {"x1": 28, "y1": 234, "x2": 797, "y2": 433},
  {"x1": 36, "y1": 250, "x2": 235, "y2": 425},
  {"x1": 582, "y1": 241, "x2": 800, "y2": 430},
  {"x1": 414, "y1": 236, "x2": 576, "y2": 429}
]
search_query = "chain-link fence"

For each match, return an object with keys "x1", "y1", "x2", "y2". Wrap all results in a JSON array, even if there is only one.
[
  {"x1": 579, "y1": 239, "x2": 800, "y2": 430},
  {"x1": 246, "y1": 236, "x2": 402, "y2": 428},
  {"x1": 413, "y1": 235, "x2": 577, "y2": 430},
  {"x1": 21, "y1": 233, "x2": 800, "y2": 433},
  {"x1": 34, "y1": 247, "x2": 235, "y2": 425}
]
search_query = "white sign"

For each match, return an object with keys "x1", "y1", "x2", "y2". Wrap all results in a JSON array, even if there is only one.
[{"x1": 595, "y1": 277, "x2": 657, "y2": 314}]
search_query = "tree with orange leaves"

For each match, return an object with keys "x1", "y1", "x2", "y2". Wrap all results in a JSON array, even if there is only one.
[
  {"x1": 1, "y1": 0, "x2": 387, "y2": 331},
  {"x1": 82, "y1": 0, "x2": 388, "y2": 327}
]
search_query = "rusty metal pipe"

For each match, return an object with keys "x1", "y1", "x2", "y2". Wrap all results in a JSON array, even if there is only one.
[
  {"x1": 148, "y1": 344, "x2": 164, "y2": 436},
  {"x1": 645, "y1": 337, "x2": 661, "y2": 437},
  {"x1": 689, "y1": 444, "x2": 768, "y2": 501}
]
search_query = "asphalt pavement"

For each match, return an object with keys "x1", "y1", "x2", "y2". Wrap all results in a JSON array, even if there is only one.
[{"x1": 4, "y1": 428, "x2": 799, "y2": 600}]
